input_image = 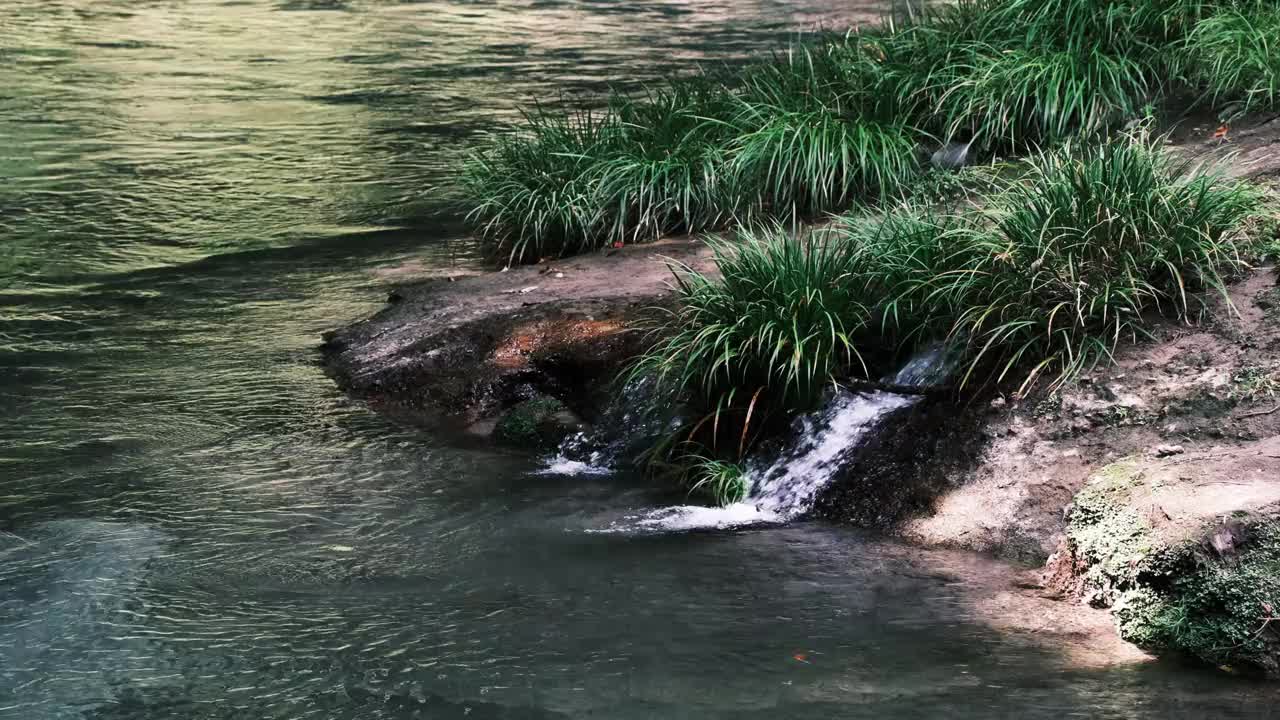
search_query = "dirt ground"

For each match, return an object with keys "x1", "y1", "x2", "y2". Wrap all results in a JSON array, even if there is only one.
[
  {"x1": 901, "y1": 269, "x2": 1280, "y2": 560},
  {"x1": 322, "y1": 111, "x2": 1280, "y2": 671}
]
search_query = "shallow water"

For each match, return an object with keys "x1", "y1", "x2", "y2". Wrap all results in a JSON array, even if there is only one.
[{"x1": 2, "y1": 0, "x2": 1279, "y2": 717}]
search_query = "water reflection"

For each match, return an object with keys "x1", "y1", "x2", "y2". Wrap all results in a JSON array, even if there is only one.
[{"x1": 0, "y1": 0, "x2": 888, "y2": 286}]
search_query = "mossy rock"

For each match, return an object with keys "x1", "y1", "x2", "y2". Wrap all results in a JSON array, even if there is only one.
[
  {"x1": 493, "y1": 395, "x2": 581, "y2": 450},
  {"x1": 1065, "y1": 460, "x2": 1157, "y2": 605},
  {"x1": 1118, "y1": 522, "x2": 1280, "y2": 676},
  {"x1": 1063, "y1": 460, "x2": 1280, "y2": 675}
]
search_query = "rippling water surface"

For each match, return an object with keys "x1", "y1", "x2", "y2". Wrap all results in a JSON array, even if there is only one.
[{"x1": 2, "y1": 1, "x2": 1279, "y2": 718}]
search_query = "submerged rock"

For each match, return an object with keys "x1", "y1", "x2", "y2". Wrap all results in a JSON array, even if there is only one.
[{"x1": 493, "y1": 395, "x2": 583, "y2": 450}]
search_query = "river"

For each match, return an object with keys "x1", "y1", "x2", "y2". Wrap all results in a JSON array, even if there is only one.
[{"x1": 1, "y1": 0, "x2": 1278, "y2": 717}]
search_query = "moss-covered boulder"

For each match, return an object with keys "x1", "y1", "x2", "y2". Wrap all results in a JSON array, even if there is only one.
[
  {"x1": 493, "y1": 395, "x2": 582, "y2": 450},
  {"x1": 1112, "y1": 523, "x2": 1280, "y2": 675},
  {"x1": 1047, "y1": 439, "x2": 1280, "y2": 676}
]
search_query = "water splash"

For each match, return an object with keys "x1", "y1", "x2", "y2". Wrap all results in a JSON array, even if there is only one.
[
  {"x1": 890, "y1": 344, "x2": 952, "y2": 388},
  {"x1": 539, "y1": 454, "x2": 612, "y2": 476},
  {"x1": 593, "y1": 503, "x2": 779, "y2": 533},
  {"x1": 615, "y1": 347, "x2": 951, "y2": 532},
  {"x1": 553, "y1": 375, "x2": 674, "y2": 472},
  {"x1": 744, "y1": 390, "x2": 916, "y2": 518}
]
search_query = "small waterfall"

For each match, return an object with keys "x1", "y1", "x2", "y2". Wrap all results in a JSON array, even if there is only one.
[
  {"x1": 620, "y1": 347, "x2": 951, "y2": 532},
  {"x1": 744, "y1": 390, "x2": 916, "y2": 518}
]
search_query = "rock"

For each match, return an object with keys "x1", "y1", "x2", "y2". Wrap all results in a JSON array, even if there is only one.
[
  {"x1": 1208, "y1": 518, "x2": 1249, "y2": 559},
  {"x1": 1045, "y1": 440, "x2": 1280, "y2": 676},
  {"x1": 493, "y1": 395, "x2": 583, "y2": 450},
  {"x1": 321, "y1": 236, "x2": 715, "y2": 431},
  {"x1": 1152, "y1": 444, "x2": 1186, "y2": 458}
]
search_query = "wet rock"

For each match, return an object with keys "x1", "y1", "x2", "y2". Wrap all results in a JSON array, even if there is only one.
[
  {"x1": 813, "y1": 394, "x2": 991, "y2": 538},
  {"x1": 493, "y1": 395, "x2": 584, "y2": 450},
  {"x1": 320, "y1": 237, "x2": 715, "y2": 437}
]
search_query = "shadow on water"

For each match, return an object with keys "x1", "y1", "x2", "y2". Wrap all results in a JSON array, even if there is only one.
[{"x1": 2, "y1": 0, "x2": 1280, "y2": 717}]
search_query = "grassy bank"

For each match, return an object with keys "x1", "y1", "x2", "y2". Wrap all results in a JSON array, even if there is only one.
[
  {"x1": 457, "y1": 0, "x2": 1277, "y2": 503},
  {"x1": 633, "y1": 134, "x2": 1260, "y2": 489},
  {"x1": 462, "y1": 0, "x2": 1279, "y2": 264},
  {"x1": 454, "y1": 0, "x2": 1280, "y2": 675}
]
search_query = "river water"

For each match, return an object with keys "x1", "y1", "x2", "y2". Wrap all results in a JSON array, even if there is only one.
[{"x1": 2, "y1": 1, "x2": 1278, "y2": 717}]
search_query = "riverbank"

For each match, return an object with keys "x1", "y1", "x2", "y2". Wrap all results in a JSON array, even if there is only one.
[
  {"x1": 321, "y1": 237, "x2": 714, "y2": 433},
  {"x1": 320, "y1": 264, "x2": 1279, "y2": 673},
  {"x1": 323, "y1": 111, "x2": 1280, "y2": 675}
]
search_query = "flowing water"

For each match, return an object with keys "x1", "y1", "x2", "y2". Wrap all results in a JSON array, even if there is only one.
[
  {"x1": 621, "y1": 353, "x2": 941, "y2": 531},
  {"x1": 2, "y1": 1, "x2": 1279, "y2": 717}
]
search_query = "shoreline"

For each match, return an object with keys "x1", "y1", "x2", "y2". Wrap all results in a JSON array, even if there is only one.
[{"x1": 321, "y1": 115, "x2": 1280, "y2": 675}]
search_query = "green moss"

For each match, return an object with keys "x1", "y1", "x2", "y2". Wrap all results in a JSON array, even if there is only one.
[
  {"x1": 1096, "y1": 404, "x2": 1155, "y2": 428},
  {"x1": 1136, "y1": 525, "x2": 1280, "y2": 673},
  {"x1": 1066, "y1": 466, "x2": 1280, "y2": 674},
  {"x1": 493, "y1": 396, "x2": 573, "y2": 449},
  {"x1": 1066, "y1": 460, "x2": 1156, "y2": 603}
]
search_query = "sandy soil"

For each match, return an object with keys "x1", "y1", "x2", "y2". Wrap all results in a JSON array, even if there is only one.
[{"x1": 902, "y1": 269, "x2": 1280, "y2": 560}]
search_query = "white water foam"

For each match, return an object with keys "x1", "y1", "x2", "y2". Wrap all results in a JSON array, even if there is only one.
[
  {"x1": 603, "y1": 347, "x2": 950, "y2": 533},
  {"x1": 745, "y1": 390, "x2": 916, "y2": 519},
  {"x1": 581, "y1": 348, "x2": 952, "y2": 532},
  {"x1": 538, "y1": 453, "x2": 612, "y2": 476},
  {"x1": 592, "y1": 502, "x2": 779, "y2": 534},
  {"x1": 599, "y1": 391, "x2": 916, "y2": 533}
]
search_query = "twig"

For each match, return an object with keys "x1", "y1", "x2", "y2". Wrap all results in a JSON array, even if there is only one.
[{"x1": 1239, "y1": 404, "x2": 1280, "y2": 419}]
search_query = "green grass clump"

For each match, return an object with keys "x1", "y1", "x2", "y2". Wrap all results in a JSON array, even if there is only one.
[
  {"x1": 934, "y1": 47, "x2": 1151, "y2": 148},
  {"x1": 1179, "y1": 2, "x2": 1280, "y2": 114},
  {"x1": 632, "y1": 227, "x2": 872, "y2": 424},
  {"x1": 727, "y1": 111, "x2": 917, "y2": 222},
  {"x1": 942, "y1": 134, "x2": 1259, "y2": 391},
  {"x1": 837, "y1": 133, "x2": 1259, "y2": 392},
  {"x1": 593, "y1": 82, "x2": 738, "y2": 245},
  {"x1": 461, "y1": 107, "x2": 616, "y2": 264},
  {"x1": 685, "y1": 457, "x2": 749, "y2": 505},
  {"x1": 632, "y1": 134, "x2": 1259, "y2": 438},
  {"x1": 461, "y1": 0, "x2": 1279, "y2": 262}
]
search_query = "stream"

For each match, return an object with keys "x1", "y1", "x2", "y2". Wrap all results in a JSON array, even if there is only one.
[{"x1": 2, "y1": 0, "x2": 1278, "y2": 717}]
